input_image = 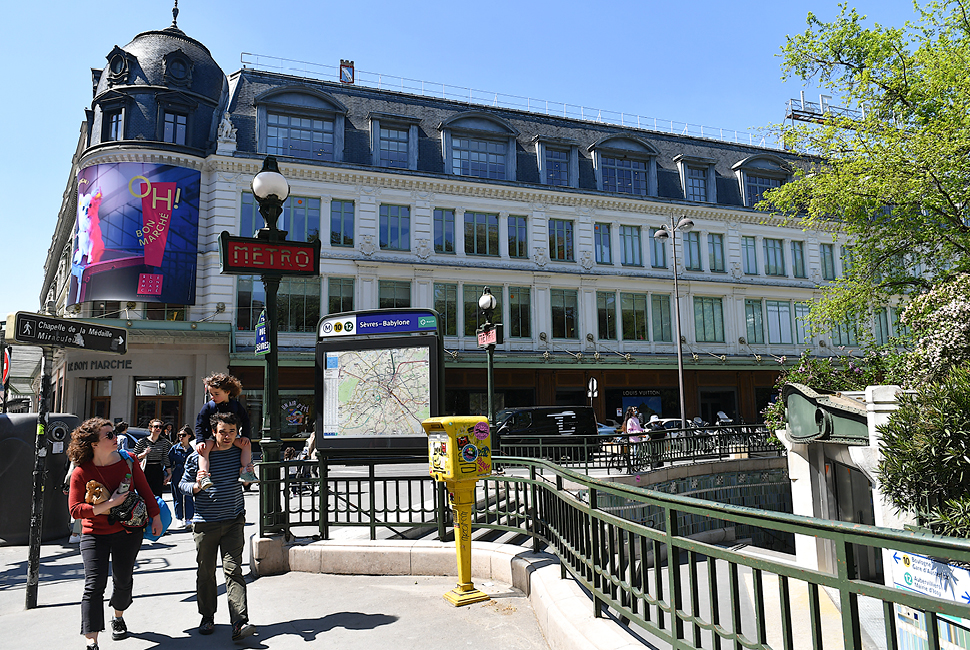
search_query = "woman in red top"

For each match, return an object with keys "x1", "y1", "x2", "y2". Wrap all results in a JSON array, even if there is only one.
[{"x1": 68, "y1": 418, "x2": 161, "y2": 650}]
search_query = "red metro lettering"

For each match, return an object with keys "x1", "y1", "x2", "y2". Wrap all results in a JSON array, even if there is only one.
[{"x1": 228, "y1": 241, "x2": 314, "y2": 271}]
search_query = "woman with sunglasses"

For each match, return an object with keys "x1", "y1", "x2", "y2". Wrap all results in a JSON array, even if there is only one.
[
  {"x1": 168, "y1": 425, "x2": 196, "y2": 528},
  {"x1": 133, "y1": 419, "x2": 173, "y2": 498},
  {"x1": 68, "y1": 418, "x2": 161, "y2": 650}
]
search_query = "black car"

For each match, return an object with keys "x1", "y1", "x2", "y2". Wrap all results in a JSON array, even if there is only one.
[{"x1": 493, "y1": 406, "x2": 600, "y2": 460}]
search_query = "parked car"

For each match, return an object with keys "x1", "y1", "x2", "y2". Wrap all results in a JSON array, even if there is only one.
[
  {"x1": 493, "y1": 406, "x2": 600, "y2": 460},
  {"x1": 597, "y1": 422, "x2": 617, "y2": 436}
]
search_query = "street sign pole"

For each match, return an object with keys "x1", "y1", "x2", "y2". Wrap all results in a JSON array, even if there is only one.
[{"x1": 25, "y1": 346, "x2": 51, "y2": 610}]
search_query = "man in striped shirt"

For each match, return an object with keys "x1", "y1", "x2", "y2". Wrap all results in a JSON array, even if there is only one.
[{"x1": 180, "y1": 412, "x2": 256, "y2": 642}]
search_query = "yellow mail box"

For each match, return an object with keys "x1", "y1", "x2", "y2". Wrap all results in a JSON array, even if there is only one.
[{"x1": 422, "y1": 416, "x2": 492, "y2": 482}]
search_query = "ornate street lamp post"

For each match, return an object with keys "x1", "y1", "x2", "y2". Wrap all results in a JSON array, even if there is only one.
[
  {"x1": 653, "y1": 216, "x2": 694, "y2": 429},
  {"x1": 478, "y1": 287, "x2": 498, "y2": 425},
  {"x1": 250, "y1": 156, "x2": 289, "y2": 525}
]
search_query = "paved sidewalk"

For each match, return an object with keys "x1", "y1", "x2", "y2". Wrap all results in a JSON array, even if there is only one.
[{"x1": 0, "y1": 491, "x2": 548, "y2": 650}]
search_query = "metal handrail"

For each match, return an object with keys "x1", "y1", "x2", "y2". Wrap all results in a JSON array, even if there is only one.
[
  {"x1": 240, "y1": 52, "x2": 778, "y2": 149},
  {"x1": 259, "y1": 454, "x2": 970, "y2": 649}
]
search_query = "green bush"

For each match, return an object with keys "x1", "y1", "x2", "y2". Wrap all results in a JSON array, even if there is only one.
[{"x1": 876, "y1": 365, "x2": 970, "y2": 537}]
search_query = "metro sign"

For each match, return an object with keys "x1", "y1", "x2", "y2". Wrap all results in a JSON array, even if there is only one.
[
  {"x1": 218, "y1": 231, "x2": 321, "y2": 276},
  {"x1": 477, "y1": 324, "x2": 504, "y2": 348}
]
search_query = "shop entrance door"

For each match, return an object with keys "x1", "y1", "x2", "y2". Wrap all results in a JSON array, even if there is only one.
[{"x1": 133, "y1": 378, "x2": 184, "y2": 430}]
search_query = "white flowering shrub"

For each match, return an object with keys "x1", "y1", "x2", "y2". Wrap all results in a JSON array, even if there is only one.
[{"x1": 899, "y1": 273, "x2": 970, "y2": 381}]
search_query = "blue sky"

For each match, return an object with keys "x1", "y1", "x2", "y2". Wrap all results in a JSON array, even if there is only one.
[{"x1": 0, "y1": 0, "x2": 920, "y2": 319}]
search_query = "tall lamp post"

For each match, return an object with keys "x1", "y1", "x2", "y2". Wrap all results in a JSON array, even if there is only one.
[
  {"x1": 478, "y1": 287, "x2": 498, "y2": 425},
  {"x1": 251, "y1": 156, "x2": 289, "y2": 526},
  {"x1": 653, "y1": 216, "x2": 694, "y2": 429}
]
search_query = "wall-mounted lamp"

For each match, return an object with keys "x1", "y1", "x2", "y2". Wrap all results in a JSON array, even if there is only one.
[
  {"x1": 586, "y1": 333, "x2": 595, "y2": 342},
  {"x1": 539, "y1": 332, "x2": 548, "y2": 341},
  {"x1": 738, "y1": 337, "x2": 747, "y2": 345}
]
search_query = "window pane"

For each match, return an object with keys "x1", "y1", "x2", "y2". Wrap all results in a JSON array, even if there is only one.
[
  {"x1": 550, "y1": 289, "x2": 578, "y2": 339},
  {"x1": 597, "y1": 292, "x2": 616, "y2": 340},
  {"x1": 766, "y1": 300, "x2": 793, "y2": 344},
  {"x1": 620, "y1": 226, "x2": 642, "y2": 266},
  {"x1": 378, "y1": 280, "x2": 411, "y2": 308},
  {"x1": 764, "y1": 238, "x2": 785, "y2": 276},
  {"x1": 548, "y1": 219, "x2": 574, "y2": 261},
  {"x1": 380, "y1": 204, "x2": 410, "y2": 251},
  {"x1": 620, "y1": 293, "x2": 648, "y2": 340},
  {"x1": 708, "y1": 234, "x2": 725, "y2": 272},
  {"x1": 594, "y1": 223, "x2": 612, "y2": 264},
  {"x1": 651, "y1": 294, "x2": 672, "y2": 342},
  {"x1": 791, "y1": 241, "x2": 806, "y2": 278},
  {"x1": 821, "y1": 244, "x2": 836, "y2": 280},
  {"x1": 650, "y1": 228, "x2": 667, "y2": 268},
  {"x1": 330, "y1": 200, "x2": 355, "y2": 247},
  {"x1": 379, "y1": 126, "x2": 409, "y2": 168},
  {"x1": 794, "y1": 302, "x2": 812, "y2": 343},
  {"x1": 684, "y1": 232, "x2": 702, "y2": 270},
  {"x1": 694, "y1": 296, "x2": 724, "y2": 342},
  {"x1": 745, "y1": 174, "x2": 782, "y2": 205},
  {"x1": 434, "y1": 283, "x2": 458, "y2": 336},
  {"x1": 453, "y1": 137, "x2": 506, "y2": 179},
  {"x1": 745, "y1": 299, "x2": 764, "y2": 344},
  {"x1": 546, "y1": 148, "x2": 569, "y2": 186},
  {"x1": 742, "y1": 236, "x2": 758, "y2": 274},
  {"x1": 267, "y1": 112, "x2": 334, "y2": 160},
  {"x1": 327, "y1": 278, "x2": 354, "y2": 314},
  {"x1": 434, "y1": 208, "x2": 456, "y2": 254},
  {"x1": 686, "y1": 166, "x2": 707, "y2": 201},
  {"x1": 602, "y1": 156, "x2": 647, "y2": 195},
  {"x1": 508, "y1": 286, "x2": 531, "y2": 338},
  {"x1": 508, "y1": 216, "x2": 528, "y2": 258},
  {"x1": 464, "y1": 212, "x2": 499, "y2": 256}
]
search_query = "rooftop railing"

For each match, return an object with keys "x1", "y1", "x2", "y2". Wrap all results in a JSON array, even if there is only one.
[{"x1": 240, "y1": 52, "x2": 780, "y2": 150}]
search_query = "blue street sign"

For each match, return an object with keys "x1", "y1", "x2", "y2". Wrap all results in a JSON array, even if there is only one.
[
  {"x1": 254, "y1": 310, "x2": 269, "y2": 356},
  {"x1": 318, "y1": 310, "x2": 438, "y2": 338}
]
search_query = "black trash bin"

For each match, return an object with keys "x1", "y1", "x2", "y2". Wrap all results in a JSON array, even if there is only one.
[{"x1": 0, "y1": 413, "x2": 79, "y2": 545}]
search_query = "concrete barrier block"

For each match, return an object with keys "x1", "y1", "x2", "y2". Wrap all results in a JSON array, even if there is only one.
[
  {"x1": 249, "y1": 535, "x2": 288, "y2": 577},
  {"x1": 288, "y1": 545, "x2": 322, "y2": 573}
]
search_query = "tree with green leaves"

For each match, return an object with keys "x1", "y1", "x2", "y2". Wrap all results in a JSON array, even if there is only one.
[{"x1": 762, "y1": 1, "x2": 970, "y2": 335}]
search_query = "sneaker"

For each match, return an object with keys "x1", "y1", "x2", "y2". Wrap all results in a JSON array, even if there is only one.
[
  {"x1": 110, "y1": 616, "x2": 128, "y2": 640},
  {"x1": 231, "y1": 620, "x2": 256, "y2": 642},
  {"x1": 69, "y1": 533, "x2": 81, "y2": 543},
  {"x1": 198, "y1": 617, "x2": 215, "y2": 635},
  {"x1": 238, "y1": 470, "x2": 259, "y2": 484},
  {"x1": 199, "y1": 475, "x2": 214, "y2": 491},
  {"x1": 85, "y1": 643, "x2": 99, "y2": 650}
]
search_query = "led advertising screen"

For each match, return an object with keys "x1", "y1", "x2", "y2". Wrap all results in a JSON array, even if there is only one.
[{"x1": 69, "y1": 163, "x2": 201, "y2": 306}]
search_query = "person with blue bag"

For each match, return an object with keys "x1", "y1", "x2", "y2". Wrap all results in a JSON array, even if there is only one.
[
  {"x1": 68, "y1": 418, "x2": 162, "y2": 650},
  {"x1": 169, "y1": 425, "x2": 195, "y2": 529}
]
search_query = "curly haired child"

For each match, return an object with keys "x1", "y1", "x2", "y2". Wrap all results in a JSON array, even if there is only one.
[{"x1": 194, "y1": 372, "x2": 256, "y2": 489}]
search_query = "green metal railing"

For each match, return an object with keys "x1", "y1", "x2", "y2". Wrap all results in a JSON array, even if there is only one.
[{"x1": 258, "y1": 453, "x2": 970, "y2": 650}]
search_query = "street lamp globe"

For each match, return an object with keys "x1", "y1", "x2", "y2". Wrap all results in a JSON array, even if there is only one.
[
  {"x1": 478, "y1": 287, "x2": 497, "y2": 313},
  {"x1": 653, "y1": 226, "x2": 669, "y2": 242},
  {"x1": 675, "y1": 216, "x2": 694, "y2": 232},
  {"x1": 251, "y1": 157, "x2": 290, "y2": 203}
]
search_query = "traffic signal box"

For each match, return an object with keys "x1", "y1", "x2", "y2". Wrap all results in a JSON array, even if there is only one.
[{"x1": 422, "y1": 416, "x2": 492, "y2": 606}]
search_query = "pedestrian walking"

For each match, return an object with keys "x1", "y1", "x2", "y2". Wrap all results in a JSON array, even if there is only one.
[
  {"x1": 133, "y1": 419, "x2": 173, "y2": 498},
  {"x1": 180, "y1": 411, "x2": 256, "y2": 641},
  {"x1": 67, "y1": 418, "x2": 162, "y2": 650},
  {"x1": 168, "y1": 425, "x2": 195, "y2": 528}
]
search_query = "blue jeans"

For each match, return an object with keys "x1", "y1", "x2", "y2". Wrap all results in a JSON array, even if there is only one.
[{"x1": 171, "y1": 476, "x2": 194, "y2": 521}]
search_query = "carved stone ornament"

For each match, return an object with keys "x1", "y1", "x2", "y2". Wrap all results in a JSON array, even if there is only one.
[
  {"x1": 217, "y1": 112, "x2": 237, "y2": 142},
  {"x1": 414, "y1": 238, "x2": 432, "y2": 260},
  {"x1": 533, "y1": 247, "x2": 549, "y2": 268},
  {"x1": 360, "y1": 235, "x2": 377, "y2": 256},
  {"x1": 730, "y1": 260, "x2": 743, "y2": 280},
  {"x1": 810, "y1": 267, "x2": 822, "y2": 283},
  {"x1": 580, "y1": 250, "x2": 593, "y2": 271}
]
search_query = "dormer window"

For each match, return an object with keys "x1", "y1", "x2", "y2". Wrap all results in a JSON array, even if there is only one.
[
  {"x1": 163, "y1": 50, "x2": 193, "y2": 88},
  {"x1": 104, "y1": 46, "x2": 132, "y2": 86},
  {"x1": 369, "y1": 113, "x2": 420, "y2": 170},
  {"x1": 534, "y1": 135, "x2": 579, "y2": 189},
  {"x1": 732, "y1": 154, "x2": 791, "y2": 207},
  {"x1": 105, "y1": 110, "x2": 123, "y2": 142},
  {"x1": 163, "y1": 111, "x2": 187, "y2": 145},
  {"x1": 673, "y1": 154, "x2": 717, "y2": 203},
  {"x1": 255, "y1": 87, "x2": 347, "y2": 163},
  {"x1": 439, "y1": 112, "x2": 518, "y2": 182},
  {"x1": 589, "y1": 134, "x2": 659, "y2": 196}
]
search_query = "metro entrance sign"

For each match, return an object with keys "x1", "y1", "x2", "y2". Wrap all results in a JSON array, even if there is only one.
[
  {"x1": 6, "y1": 312, "x2": 127, "y2": 354},
  {"x1": 218, "y1": 231, "x2": 321, "y2": 275}
]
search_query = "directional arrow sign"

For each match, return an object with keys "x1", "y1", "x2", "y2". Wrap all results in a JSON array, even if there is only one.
[{"x1": 7, "y1": 312, "x2": 127, "y2": 355}]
